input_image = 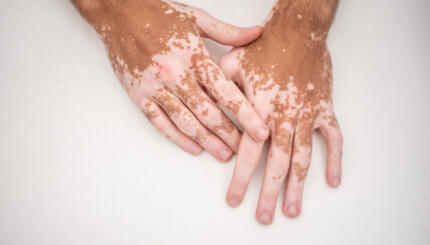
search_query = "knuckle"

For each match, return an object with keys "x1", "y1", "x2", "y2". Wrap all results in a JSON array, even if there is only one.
[
  {"x1": 204, "y1": 108, "x2": 222, "y2": 124},
  {"x1": 141, "y1": 81, "x2": 161, "y2": 98},
  {"x1": 338, "y1": 131, "x2": 344, "y2": 144},
  {"x1": 157, "y1": 64, "x2": 181, "y2": 82},
  {"x1": 296, "y1": 146, "x2": 312, "y2": 157},
  {"x1": 232, "y1": 177, "x2": 248, "y2": 189},
  {"x1": 154, "y1": 122, "x2": 166, "y2": 133},
  {"x1": 269, "y1": 163, "x2": 289, "y2": 179},
  {"x1": 150, "y1": 118, "x2": 168, "y2": 133},
  {"x1": 219, "y1": 54, "x2": 243, "y2": 83},
  {"x1": 133, "y1": 95, "x2": 148, "y2": 109},
  {"x1": 194, "y1": 8, "x2": 208, "y2": 16},
  {"x1": 332, "y1": 129, "x2": 343, "y2": 144},
  {"x1": 240, "y1": 104, "x2": 256, "y2": 122},
  {"x1": 261, "y1": 192, "x2": 278, "y2": 202},
  {"x1": 177, "y1": 121, "x2": 195, "y2": 136}
]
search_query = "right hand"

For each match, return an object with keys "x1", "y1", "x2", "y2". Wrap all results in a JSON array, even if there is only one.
[{"x1": 71, "y1": 0, "x2": 269, "y2": 162}]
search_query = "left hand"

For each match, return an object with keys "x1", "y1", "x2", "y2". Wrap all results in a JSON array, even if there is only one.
[
  {"x1": 71, "y1": 0, "x2": 270, "y2": 162},
  {"x1": 219, "y1": 0, "x2": 343, "y2": 224}
]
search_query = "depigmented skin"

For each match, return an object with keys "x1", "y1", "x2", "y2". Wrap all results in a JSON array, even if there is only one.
[
  {"x1": 219, "y1": 0, "x2": 343, "y2": 224},
  {"x1": 71, "y1": 0, "x2": 270, "y2": 162}
]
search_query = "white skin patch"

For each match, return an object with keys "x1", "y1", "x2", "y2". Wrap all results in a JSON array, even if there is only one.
[
  {"x1": 73, "y1": 0, "x2": 274, "y2": 162},
  {"x1": 163, "y1": 0, "x2": 196, "y2": 17},
  {"x1": 241, "y1": 66, "x2": 302, "y2": 124},
  {"x1": 310, "y1": 32, "x2": 324, "y2": 42},
  {"x1": 114, "y1": 33, "x2": 194, "y2": 97},
  {"x1": 217, "y1": 0, "x2": 343, "y2": 225},
  {"x1": 114, "y1": 32, "x2": 240, "y2": 142},
  {"x1": 240, "y1": 71, "x2": 276, "y2": 119},
  {"x1": 275, "y1": 82, "x2": 300, "y2": 112},
  {"x1": 321, "y1": 49, "x2": 332, "y2": 81}
]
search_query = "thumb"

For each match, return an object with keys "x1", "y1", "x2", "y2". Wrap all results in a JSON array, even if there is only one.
[{"x1": 193, "y1": 9, "x2": 262, "y2": 47}]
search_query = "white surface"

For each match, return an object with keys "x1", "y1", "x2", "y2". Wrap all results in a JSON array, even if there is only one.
[{"x1": 1, "y1": 0, "x2": 430, "y2": 244}]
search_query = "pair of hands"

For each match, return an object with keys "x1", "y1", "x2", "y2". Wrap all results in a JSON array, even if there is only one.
[{"x1": 72, "y1": 0, "x2": 343, "y2": 225}]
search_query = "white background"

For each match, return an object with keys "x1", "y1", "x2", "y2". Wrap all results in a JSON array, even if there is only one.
[{"x1": 1, "y1": 0, "x2": 430, "y2": 244}]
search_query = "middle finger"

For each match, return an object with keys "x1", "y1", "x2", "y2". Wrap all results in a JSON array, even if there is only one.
[{"x1": 256, "y1": 123, "x2": 294, "y2": 225}]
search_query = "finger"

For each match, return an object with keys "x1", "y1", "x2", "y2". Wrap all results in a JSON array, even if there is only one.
[
  {"x1": 167, "y1": 74, "x2": 241, "y2": 152},
  {"x1": 227, "y1": 133, "x2": 265, "y2": 207},
  {"x1": 140, "y1": 98, "x2": 203, "y2": 156},
  {"x1": 256, "y1": 124, "x2": 294, "y2": 225},
  {"x1": 195, "y1": 55, "x2": 269, "y2": 142},
  {"x1": 319, "y1": 117, "x2": 343, "y2": 187},
  {"x1": 201, "y1": 86, "x2": 217, "y2": 103},
  {"x1": 192, "y1": 8, "x2": 262, "y2": 46},
  {"x1": 165, "y1": 1, "x2": 261, "y2": 46},
  {"x1": 218, "y1": 48, "x2": 244, "y2": 90},
  {"x1": 152, "y1": 89, "x2": 233, "y2": 163},
  {"x1": 283, "y1": 130, "x2": 313, "y2": 218}
]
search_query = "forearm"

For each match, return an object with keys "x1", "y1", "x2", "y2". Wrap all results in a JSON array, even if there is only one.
[{"x1": 70, "y1": 0, "x2": 170, "y2": 33}]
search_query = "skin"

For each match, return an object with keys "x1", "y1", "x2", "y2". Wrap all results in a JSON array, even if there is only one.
[
  {"x1": 219, "y1": 0, "x2": 343, "y2": 224},
  {"x1": 71, "y1": 0, "x2": 270, "y2": 162}
]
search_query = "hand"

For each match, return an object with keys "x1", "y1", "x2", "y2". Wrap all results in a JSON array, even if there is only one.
[
  {"x1": 71, "y1": 0, "x2": 269, "y2": 162},
  {"x1": 219, "y1": 0, "x2": 343, "y2": 224}
]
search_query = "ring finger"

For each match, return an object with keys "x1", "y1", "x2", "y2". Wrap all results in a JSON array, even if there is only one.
[{"x1": 283, "y1": 128, "x2": 313, "y2": 218}]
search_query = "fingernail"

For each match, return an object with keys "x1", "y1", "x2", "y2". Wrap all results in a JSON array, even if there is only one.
[
  {"x1": 191, "y1": 146, "x2": 203, "y2": 155},
  {"x1": 228, "y1": 195, "x2": 242, "y2": 207},
  {"x1": 259, "y1": 212, "x2": 272, "y2": 224},
  {"x1": 255, "y1": 127, "x2": 268, "y2": 141},
  {"x1": 331, "y1": 177, "x2": 340, "y2": 187},
  {"x1": 287, "y1": 205, "x2": 298, "y2": 216},
  {"x1": 219, "y1": 150, "x2": 232, "y2": 161}
]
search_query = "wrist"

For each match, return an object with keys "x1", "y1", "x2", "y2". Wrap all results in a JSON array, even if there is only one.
[
  {"x1": 71, "y1": 0, "x2": 101, "y2": 12},
  {"x1": 266, "y1": 0, "x2": 338, "y2": 38},
  {"x1": 71, "y1": 0, "x2": 109, "y2": 29}
]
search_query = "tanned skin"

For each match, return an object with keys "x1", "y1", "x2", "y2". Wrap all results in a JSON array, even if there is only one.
[
  {"x1": 71, "y1": 0, "x2": 270, "y2": 162},
  {"x1": 219, "y1": 0, "x2": 343, "y2": 224},
  {"x1": 72, "y1": 0, "x2": 344, "y2": 225}
]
